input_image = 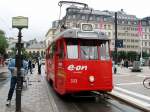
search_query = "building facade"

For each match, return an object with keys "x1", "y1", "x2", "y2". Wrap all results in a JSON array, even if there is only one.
[
  {"x1": 46, "y1": 6, "x2": 150, "y2": 54},
  {"x1": 6, "y1": 38, "x2": 46, "y2": 58}
]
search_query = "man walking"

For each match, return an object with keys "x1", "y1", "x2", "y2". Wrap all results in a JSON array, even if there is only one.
[
  {"x1": 28, "y1": 59, "x2": 32, "y2": 74},
  {"x1": 6, "y1": 58, "x2": 28, "y2": 106},
  {"x1": 37, "y1": 57, "x2": 41, "y2": 74}
]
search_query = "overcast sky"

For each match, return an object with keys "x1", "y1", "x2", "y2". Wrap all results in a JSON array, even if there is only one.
[{"x1": 0, "y1": 0, "x2": 149, "y2": 41}]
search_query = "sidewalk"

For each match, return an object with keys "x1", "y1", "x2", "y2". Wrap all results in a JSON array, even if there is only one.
[
  {"x1": 0, "y1": 66, "x2": 8, "y2": 74},
  {"x1": 0, "y1": 67, "x2": 58, "y2": 112}
]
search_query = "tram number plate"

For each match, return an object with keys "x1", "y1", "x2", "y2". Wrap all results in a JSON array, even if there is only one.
[{"x1": 70, "y1": 79, "x2": 78, "y2": 84}]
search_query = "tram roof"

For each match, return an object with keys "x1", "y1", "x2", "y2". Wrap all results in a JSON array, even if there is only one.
[{"x1": 53, "y1": 28, "x2": 109, "y2": 42}]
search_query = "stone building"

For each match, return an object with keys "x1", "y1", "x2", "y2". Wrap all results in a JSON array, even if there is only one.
[
  {"x1": 26, "y1": 39, "x2": 46, "y2": 58},
  {"x1": 46, "y1": 6, "x2": 150, "y2": 54},
  {"x1": 6, "y1": 38, "x2": 46, "y2": 58}
]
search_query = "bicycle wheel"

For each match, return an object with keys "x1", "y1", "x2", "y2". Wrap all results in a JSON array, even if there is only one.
[{"x1": 143, "y1": 77, "x2": 150, "y2": 89}]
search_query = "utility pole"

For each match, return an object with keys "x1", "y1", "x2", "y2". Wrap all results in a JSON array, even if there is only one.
[
  {"x1": 115, "y1": 12, "x2": 118, "y2": 65},
  {"x1": 114, "y1": 12, "x2": 118, "y2": 74}
]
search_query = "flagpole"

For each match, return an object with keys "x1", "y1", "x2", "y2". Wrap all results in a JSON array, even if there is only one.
[
  {"x1": 137, "y1": 20, "x2": 143, "y2": 66},
  {"x1": 140, "y1": 36, "x2": 143, "y2": 66}
]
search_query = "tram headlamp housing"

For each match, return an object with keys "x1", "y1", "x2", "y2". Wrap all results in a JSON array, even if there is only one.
[{"x1": 89, "y1": 75, "x2": 95, "y2": 82}]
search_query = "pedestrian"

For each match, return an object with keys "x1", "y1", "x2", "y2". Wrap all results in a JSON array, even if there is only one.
[
  {"x1": 37, "y1": 57, "x2": 42, "y2": 82},
  {"x1": 125, "y1": 60, "x2": 128, "y2": 68},
  {"x1": 120, "y1": 59, "x2": 124, "y2": 68},
  {"x1": 149, "y1": 59, "x2": 150, "y2": 69},
  {"x1": 6, "y1": 58, "x2": 28, "y2": 106},
  {"x1": 37, "y1": 57, "x2": 42, "y2": 75},
  {"x1": 113, "y1": 64, "x2": 117, "y2": 74},
  {"x1": 28, "y1": 59, "x2": 32, "y2": 74}
]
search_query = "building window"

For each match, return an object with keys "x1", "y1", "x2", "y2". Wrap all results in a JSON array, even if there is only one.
[
  {"x1": 104, "y1": 24, "x2": 106, "y2": 29},
  {"x1": 122, "y1": 20, "x2": 125, "y2": 24},
  {"x1": 59, "y1": 40, "x2": 65, "y2": 59},
  {"x1": 145, "y1": 28, "x2": 147, "y2": 33},
  {"x1": 108, "y1": 25, "x2": 111, "y2": 30},
  {"x1": 145, "y1": 42, "x2": 147, "y2": 46},
  {"x1": 81, "y1": 15, "x2": 86, "y2": 20},
  {"x1": 89, "y1": 16, "x2": 93, "y2": 21},
  {"x1": 108, "y1": 32, "x2": 111, "y2": 37},
  {"x1": 96, "y1": 16, "x2": 100, "y2": 21},
  {"x1": 145, "y1": 35, "x2": 147, "y2": 39},
  {"x1": 72, "y1": 15, "x2": 76, "y2": 19},
  {"x1": 95, "y1": 24, "x2": 98, "y2": 29}
]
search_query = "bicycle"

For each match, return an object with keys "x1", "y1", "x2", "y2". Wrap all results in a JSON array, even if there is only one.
[{"x1": 143, "y1": 77, "x2": 150, "y2": 89}]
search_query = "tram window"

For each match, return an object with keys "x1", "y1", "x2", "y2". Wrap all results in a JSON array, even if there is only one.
[
  {"x1": 66, "y1": 40, "x2": 78, "y2": 59},
  {"x1": 80, "y1": 40, "x2": 98, "y2": 60},
  {"x1": 59, "y1": 41, "x2": 64, "y2": 59},
  {"x1": 99, "y1": 41, "x2": 110, "y2": 60},
  {"x1": 50, "y1": 43, "x2": 56, "y2": 59}
]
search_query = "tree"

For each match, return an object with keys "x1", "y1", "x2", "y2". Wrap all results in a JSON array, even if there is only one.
[
  {"x1": 10, "y1": 47, "x2": 30, "y2": 60},
  {"x1": 127, "y1": 51, "x2": 137, "y2": 61},
  {"x1": 21, "y1": 47, "x2": 30, "y2": 60},
  {"x1": 118, "y1": 51, "x2": 127, "y2": 61},
  {"x1": 0, "y1": 30, "x2": 8, "y2": 56}
]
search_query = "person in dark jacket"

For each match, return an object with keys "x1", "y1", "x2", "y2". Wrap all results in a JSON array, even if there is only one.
[
  {"x1": 28, "y1": 59, "x2": 32, "y2": 74},
  {"x1": 37, "y1": 57, "x2": 41, "y2": 74}
]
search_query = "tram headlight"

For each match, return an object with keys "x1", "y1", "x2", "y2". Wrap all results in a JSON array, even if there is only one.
[{"x1": 89, "y1": 75, "x2": 95, "y2": 82}]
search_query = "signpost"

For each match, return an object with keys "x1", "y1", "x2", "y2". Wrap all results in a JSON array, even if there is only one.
[
  {"x1": 12, "y1": 16, "x2": 28, "y2": 112},
  {"x1": 115, "y1": 39, "x2": 123, "y2": 48}
]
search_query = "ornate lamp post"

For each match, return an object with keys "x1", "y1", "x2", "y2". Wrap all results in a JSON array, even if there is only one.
[{"x1": 12, "y1": 16, "x2": 28, "y2": 112}]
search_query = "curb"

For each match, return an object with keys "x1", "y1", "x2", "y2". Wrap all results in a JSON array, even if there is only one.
[
  {"x1": 41, "y1": 75, "x2": 59, "y2": 112},
  {"x1": 108, "y1": 91, "x2": 150, "y2": 112}
]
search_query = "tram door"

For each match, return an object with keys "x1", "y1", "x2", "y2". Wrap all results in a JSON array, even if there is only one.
[{"x1": 54, "y1": 39, "x2": 65, "y2": 91}]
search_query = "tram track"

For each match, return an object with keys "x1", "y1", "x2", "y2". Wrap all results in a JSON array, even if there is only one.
[
  {"x1": 43, "y1": 74, "x2": 144, "y2": 112},
  {"x1": 46, "y1": 83, "x2": 143, "y2": 112},
  {"x1": 68, "y1": 94, "x2": 144, "y2": 112}
]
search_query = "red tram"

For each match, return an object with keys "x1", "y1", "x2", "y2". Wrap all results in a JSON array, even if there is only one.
[{"x1": 45, "y1": 23, "x2": 113, "y2": 95}]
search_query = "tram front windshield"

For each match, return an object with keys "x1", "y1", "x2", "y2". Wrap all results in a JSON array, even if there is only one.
[
  {"x1": 80, "y1": 40, "x2": 98, "y2": 60},
  {"x1": 66, "y1": 39, "x2": 110, "y2": 60}
]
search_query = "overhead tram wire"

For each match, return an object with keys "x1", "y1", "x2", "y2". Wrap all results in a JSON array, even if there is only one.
[{"x1": 57, "y1": 1, "x2": 89, "y2": 29}]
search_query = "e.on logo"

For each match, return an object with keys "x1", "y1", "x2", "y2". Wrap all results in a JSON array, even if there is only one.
[{"x1": 67, "y1": 64, "x2": 87, "y2": 71}]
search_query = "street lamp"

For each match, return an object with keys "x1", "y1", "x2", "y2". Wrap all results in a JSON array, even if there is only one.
[{"x1": 12, "y1": 16, "x2": 28, "y2": 112}]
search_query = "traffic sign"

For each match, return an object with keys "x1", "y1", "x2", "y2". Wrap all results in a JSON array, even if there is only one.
[{"x1": 115, "y1": 39, "x2": 123, "y2": 48}]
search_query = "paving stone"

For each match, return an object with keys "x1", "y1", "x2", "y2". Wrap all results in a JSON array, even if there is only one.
[{"x1": 0, "y1": 66, "x2": 54, "y2": 112}]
